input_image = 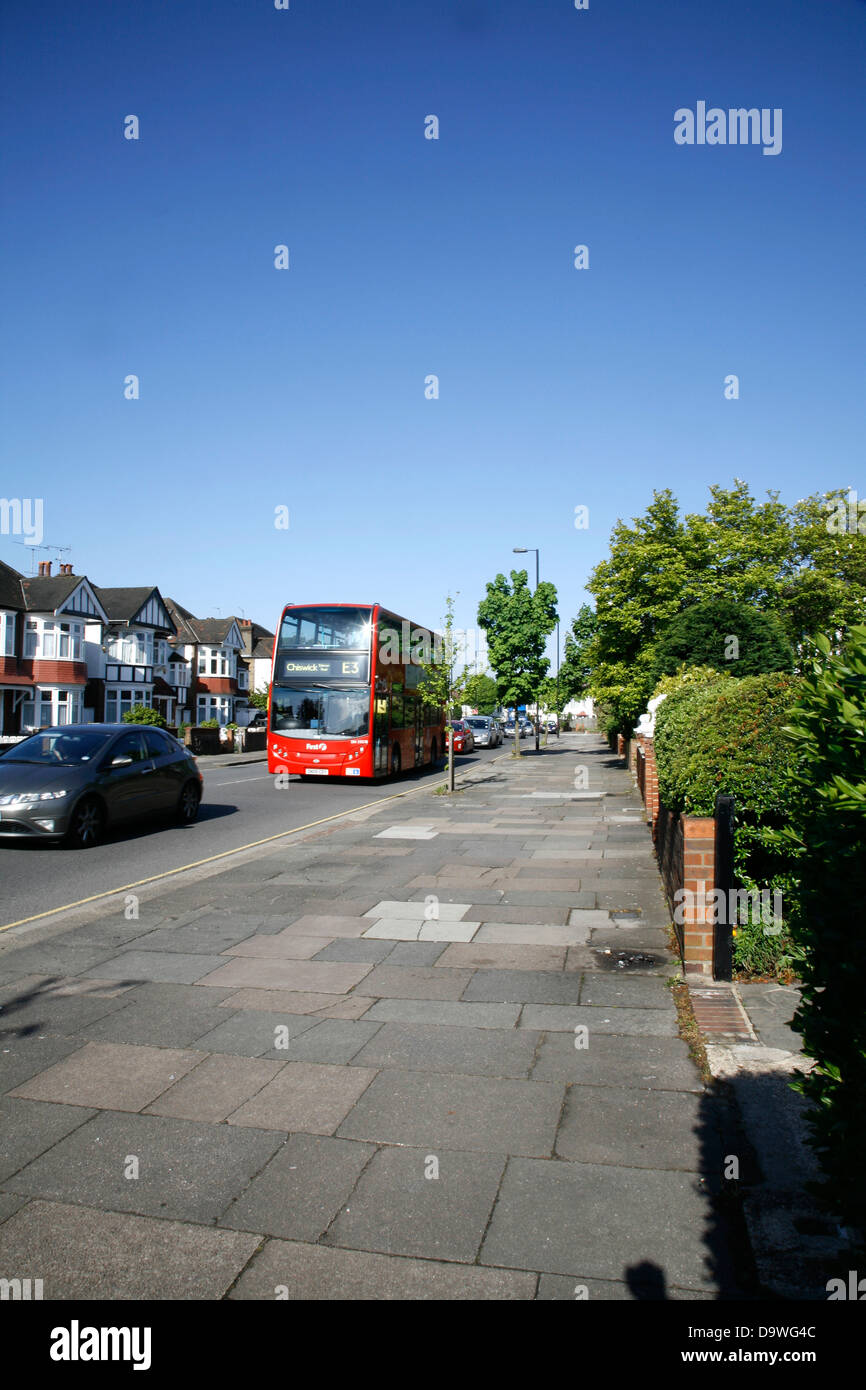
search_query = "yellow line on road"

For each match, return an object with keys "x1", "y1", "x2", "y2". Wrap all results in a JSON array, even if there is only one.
[{"x1": 0, "y1": 783, "x2": 434, "y2": 934}]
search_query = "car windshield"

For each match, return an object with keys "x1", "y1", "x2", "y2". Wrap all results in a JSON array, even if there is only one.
[
  {"x1": 465, "y1": 719, "x2": 487, "y2": 728},
  {"x1": 1, "y1": 730, "x2": 114, "y2": 766}
]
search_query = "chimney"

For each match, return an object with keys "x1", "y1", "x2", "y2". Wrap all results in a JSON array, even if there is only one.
[
  {"x1": 38, "y1": 561, "x2": 52, "y2": 577},
  {"x1": 59, "y1": 563, "x2": 73, "y2": 575}
]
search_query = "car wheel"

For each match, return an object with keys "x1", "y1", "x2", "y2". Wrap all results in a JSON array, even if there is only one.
[
  {"x1": 178, "y1": 781, "x2": 201, "y2": 824},
  {"x1": 65, "y1": 796, "x2": 105, "y2": 849},
  {"x1": 391, "y1": 744, "x2": 402, "y2": 776}
]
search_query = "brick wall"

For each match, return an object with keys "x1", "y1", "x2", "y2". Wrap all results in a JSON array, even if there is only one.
[{"x1": 629, "y1": 734, "x2": 717, "y2": 978}]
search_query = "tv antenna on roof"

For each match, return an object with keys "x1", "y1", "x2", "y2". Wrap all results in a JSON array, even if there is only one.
[{"x1": 14, "y1": 542, "x2": 72, "y2": 576}]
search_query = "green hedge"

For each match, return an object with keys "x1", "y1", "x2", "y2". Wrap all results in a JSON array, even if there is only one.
[
  {"x1": 778, "y1": 626, "x2": 866, "y2": 1236},
  {"x1": 654, "y1": 672, "x2": 803, "y2": 974}
]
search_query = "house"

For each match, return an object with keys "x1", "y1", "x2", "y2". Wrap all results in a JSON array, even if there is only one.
[
  {"x1": 0, "y1": 559, "x2": 107, "y2": 738},
  {"x1": 236, "y1": 618, "x2": 275, "y2": 716},
  {"x1": 165, "y1": 600, "x2": 246, "y2": 726},
  {"x1": 88, "y1": 585, "x2": 180, "y2": 725},
  {"x1": 0, "y1": 556, "x2": 271, "y2": 735}
]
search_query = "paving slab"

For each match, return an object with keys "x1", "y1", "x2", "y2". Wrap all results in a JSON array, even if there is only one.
[
  {"x1": 312, "y1": 939, "x2": 395, "y2": 964},
  {"x1": 356, "y1": 965, "x2": 474, "y2": 1001},
  {"x1": 383, "y1": 942, "x2": 448, "y2": 966},
  {"x1": 76, "y1": 983, "x2": 235, "y2": 1048},
  {"x1": 536, "y1": 1273, "x2": 714, "y2": 1300},
  {"x1": 324, "y1": 1145, "x2": 506, "y2": 1263},
  {"x1": 275, "y1": 1019, "x2": 383, "y2": 1065},
  {"x1": 435, "y1": 943, "x2": 567, "y2": 973},
  {"x1": 217, "y1": 988, "x2": 372, "y2": 1017},
  {"x1": 0, "y1": 1034, "x2": 83, "y2": 1094},
  {"x1": 531, "y1": 1032, "x2": 704, "y2": 1091},
  {"x1": 227, "y1": 1061, "x2": 378, "y2": 1134},
  {"x1": 145, "y1": 1054, "x2": 286, "y2": 1122},
  {"x1": 190, "y1": 1011, "x2": 319, "y2": 1057},
  {"x1": 519, "y1": 1004, "x2": 679, "y2": 1036},
  {"x1": 278, "y1": 914, "x2": 369, "y2": 937},
  {"x1": 81, "y1": 950, "x2": 227, "y2": 985},
  {"x1": 480, "y1": 1157, "x2": 723, "y2": 1290},
  {"x1": 0, "y1": 1097, "x2": 97, "y2": 1182},
  {"x1": 351, "y1": 1022, "x2": 539, "y2": 1079},
  {"x1": 362, "y1": 999, "x2": 522, "y2": 1030},
  {"x1": 364, "y1": 901, "x2": 472, "y2": 921},
  {"x1": 197, "y1": 958, "x2": 372, "y2": 993},
  {"x1": 223, "y1": 935, "x2": 333, "y2": 960},
  {"x1": 462, "y1": 970, "x2": 583, "y2": 1006},
  {"x1": 337, "y1": 1070, "x2": 563, "y2": 1157},
  {"x1": 578, "y1": 975, "x2": 674, "y2": 1009},
  {"x1": 0, "y1": 1200, "x2": 263, "y2": 1299},
  {"x1": 5, "y1": 1111, "x2": 284, "y2": 1224},
  {"x1": 9, "y1": 1041, "x2": 207, "y2": 1112},
  {"x1": 0, "y1": 975, "x2": 134, "y2": 1038},
  {"x1": 0, "y1": 1193, "x2": 28, "y2": 1225},
  {"x1": 474, "y1": 924, "x2": 591, "y2": 946},
  {"x1": 128, "y1": 921, "x2": 257, "y2": 954},
  {"x1": 220, "y1": 1132, "x2": 375, "y2": 1240},
  {"x1": 228, "y1": 1238, "x2": 536, "y2": 1300},
  {"x1": 555, "y1": 1084, "x2": 712, "y2": 1171}
]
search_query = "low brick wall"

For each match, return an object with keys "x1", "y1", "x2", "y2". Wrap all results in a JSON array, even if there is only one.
[{"x1": 628, "y1": 733, "x2": 718, "y2": 978}]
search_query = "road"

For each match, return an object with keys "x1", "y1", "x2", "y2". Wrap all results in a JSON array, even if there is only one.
[{"x1": 0, "y1": 744, "x2": 509, "y2": 931}]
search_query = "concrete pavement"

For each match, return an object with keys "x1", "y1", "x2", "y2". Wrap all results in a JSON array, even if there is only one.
[{"x1": 0, "y1": 733, "x2": 827, "y2": 1299}]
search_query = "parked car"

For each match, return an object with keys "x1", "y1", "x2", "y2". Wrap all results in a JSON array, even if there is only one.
[
  {"x1": 0, "y1": 724, "x2": 203, "y2": 848},
  {"x1": 246, "y1": 709, "x2": 268, "y2": 729},
  {"x1": 449, "y1": 720, "x2": 475, "y2": 753},
  {"x1": 465, "y1": 716, "x2": 495, "y2": 747}
]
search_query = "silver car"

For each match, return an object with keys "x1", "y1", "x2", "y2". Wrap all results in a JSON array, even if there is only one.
[
  {"x1": 0, "y1": 724, "x2": 203, "y2": 848},
  {"x1": 464, "y1": 716, "x2": 495, "y2": 747}
]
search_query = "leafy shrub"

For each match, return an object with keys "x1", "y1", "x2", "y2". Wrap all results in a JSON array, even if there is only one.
[
  {"x1": 122, "y1": 704, "x2": 167, "y2": 728},
  {"x1": 651, "y1": 664, "x2": 728, "y2": 700},
  {"x1": 654, "y1": 672, "x2": 804, "y2": 975},
  {"x1": 778, "y1": 626, "x2": 866, "y2": 1235},
  {"x1": 652, "y1": 599, "x2": 793, "y2": 684},
  {"x1": 199, "y1": 718, "x2": 219, "y2": 729}
]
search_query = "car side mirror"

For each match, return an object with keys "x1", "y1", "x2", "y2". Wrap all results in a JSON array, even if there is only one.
[{"x1": 110, "y1": 755, "x2": 134, "y2": 768}]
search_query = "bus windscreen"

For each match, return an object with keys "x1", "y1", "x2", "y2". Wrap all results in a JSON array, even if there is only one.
[{"x1": 278, "y1": 607, "x2": 372, "y2": 651}]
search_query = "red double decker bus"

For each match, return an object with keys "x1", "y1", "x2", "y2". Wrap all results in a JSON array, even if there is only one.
[{"x1": 267, "y1": 603, "x2": 445, "y2": 780}]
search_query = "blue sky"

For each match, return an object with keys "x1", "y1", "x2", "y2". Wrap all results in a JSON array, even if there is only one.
[{"x1": 1, "y1": 0, "x2": 864, "y2": 665}]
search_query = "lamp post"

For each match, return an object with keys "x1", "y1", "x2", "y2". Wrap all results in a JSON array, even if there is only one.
[{"x1": 513, "y1": 547, "x2": 540, "y2": 751}]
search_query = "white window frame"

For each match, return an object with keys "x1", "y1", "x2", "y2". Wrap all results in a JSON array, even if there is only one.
[
  {"x1": 105, "y1": 685, "x2": 153, "y2": 723},
  {"x1": 20, "y1": 686, "x2": 83, "y2": 729},
  {"x1": 0, "y1": 610, "x2": 15, "y2": 656}
]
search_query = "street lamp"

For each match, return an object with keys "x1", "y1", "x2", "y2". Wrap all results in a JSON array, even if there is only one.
[{"x1": 513, "y1": 547, "x2": 540, "y2": 751}]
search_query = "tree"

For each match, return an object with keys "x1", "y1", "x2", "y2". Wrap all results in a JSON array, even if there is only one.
[
  {"x1": 122, "y1": 704, "x2": 167, "y2": 728},
  {"x1": 419, "y1": 595, "x2": 473, "y2": 792},
  {"x1": 558, "y1": 605, "x2": 597, "y2": 702},
  {"x1": 586, "y1": 479, "x2": 866, "y2": 735},
  {"x1": 651, "y1": 599, "x2": 793, "y2": 682},
  {"x1": 463, "y1": 672, "x2": 498, "y2": 715},
  {"x1": 477, "y1": 570, "x2": 558, "y2": 757},
  {"x1": 248, "y1": 687, "x2": 270, "y2": 711},
  {"x1": 587, "y1": 490, "x2": 695, "y2": 735}
]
